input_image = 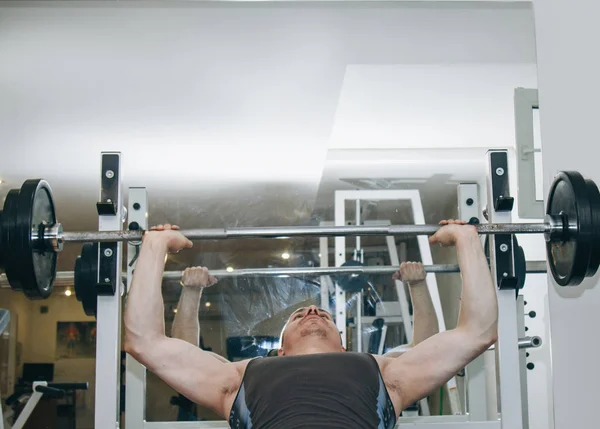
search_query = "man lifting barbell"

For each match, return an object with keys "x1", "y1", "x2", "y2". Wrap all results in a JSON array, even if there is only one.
[
  {"x1": 124, "y1": 219, "x2": 497, "y2": 428},
  {"x1": 169, "y1": 240, "x2": 440, "y2": 421}
]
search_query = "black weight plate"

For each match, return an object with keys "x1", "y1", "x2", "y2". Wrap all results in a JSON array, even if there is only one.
[
  {"x1": 585, "y1": 178, "x2": 600, "y2": 277},
  {"x1": 546, "y1": 172, "x2": 594, "y2": 286},
  {"x1": 336, "y1": 260, "x2": 369, "y2": 293},
  {"x1": 74, "y1": 243, "x2": 98, "y2": 317},
  {"x1": 2, "y1": 190, "x2": 22, "y2": 292},
  {"x1": 11, "y1": 180, "x2": 57, "y2": 299}
]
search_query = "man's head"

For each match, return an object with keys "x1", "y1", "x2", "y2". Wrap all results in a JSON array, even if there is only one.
[{"x1": 277, "y1": 305, "x2": 345, "y2": 356}]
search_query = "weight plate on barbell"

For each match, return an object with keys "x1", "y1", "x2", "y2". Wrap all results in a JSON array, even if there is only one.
[
  {"x1": 74, "y1": 242, "x2": 98, "y2": 317},
  {"x1": 2, "y1": 190, "x2": 22, "y2": 292},
  {"x1": 336, "y1": 260, "x2": 370, "y2": 293},
  {"x1": 10, "y1": 180, "x2": 58, "y2": 299},
  {"x1": 546, "y1": 171, "x2": 594, "y2": 286},
  {"x1": 585, "y1": 178, "x2": 600, "y2": 277}
]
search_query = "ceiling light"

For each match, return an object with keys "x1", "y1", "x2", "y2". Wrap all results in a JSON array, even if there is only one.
[
  {"x1": 226, "y1": 266, "x2": 234, "y2": 272},
  {"x1": 173, "y1": 309, "x2": 178, "y2": 313},
  {"x1": 205, "y1": 302, "x2": 211, "y2": 308},
  {"x1": 281, "y1": 252, "x2": 290, "y2": 260},
  {"x1": 64, "y1": 289, "x2": 72, "y2": 297}
]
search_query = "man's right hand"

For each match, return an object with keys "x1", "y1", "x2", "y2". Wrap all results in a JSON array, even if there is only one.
[
  {"x1": 181, "y1": 267, "x2": 218, "y2": 289},
  {"x1": 145, "y1": 224, "x2": 193, "y2": 253},
  {"x1": 428, "y1": 219, "x2": 477, "y2": 247}
]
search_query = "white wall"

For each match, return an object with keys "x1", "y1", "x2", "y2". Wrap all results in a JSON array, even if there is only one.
[
  {"x1": 329, "y1": 64, "x2": 538, "y2": 149},
  {"x1": 534, "y1": 1, "x2": 600, "y2": 429}
]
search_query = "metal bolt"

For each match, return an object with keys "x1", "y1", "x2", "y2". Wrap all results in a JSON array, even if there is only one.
[
  {"x1": 496, "y1": 167, "x2": 505, "y2": 176},
  {"x1": 499, "y1": 244, "x2": 509, "y2": 252},
  {"x1": 105, "y1": 170, "x2": 114, "y2": 179},
  {"x1": 104, "y1": 248, "x2": 113, "y2": 257}
]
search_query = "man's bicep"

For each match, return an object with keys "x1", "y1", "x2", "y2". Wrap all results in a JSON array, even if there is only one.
[
  {"x1": 135, "y1": 337, "x2": 239, "y2": 416},
  {"x1": 383, "y1": 329, "x2": 483, "y2": 409}
]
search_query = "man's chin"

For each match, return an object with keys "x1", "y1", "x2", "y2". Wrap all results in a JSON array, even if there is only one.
[{"x1": 300, "y1": 326, "x2": 328, "y2": 339}]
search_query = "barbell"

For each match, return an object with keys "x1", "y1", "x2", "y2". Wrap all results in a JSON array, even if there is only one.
[{"x1": 0, "y1": 170, "x2": 598, "y2": 299}]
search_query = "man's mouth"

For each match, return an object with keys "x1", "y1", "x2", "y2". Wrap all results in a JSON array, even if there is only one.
[{"x1": 302, "y1": 315, "x2": 322, "y2": 323}]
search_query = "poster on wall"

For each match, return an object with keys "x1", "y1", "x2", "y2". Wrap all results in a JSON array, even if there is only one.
[{"x1": 55, "y1": 322, "x2": 96, "y2": 359}]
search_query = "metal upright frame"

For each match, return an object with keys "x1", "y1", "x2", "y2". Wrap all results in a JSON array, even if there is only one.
[
  {"x1": 319, "y1": 221, "x2": 333, "y2": 313},
  {"x1": 458, "y1": 183, "x2": 490, "y2": 421},
  {"x1": 95, "y1": 152, "x2": 124, "y2": 429},
  {"x1": 516, "y1": 296, "x2": 529, "y2": 429},
  {"x1": 125, "y1": 188, "x2": 149, "y2": 429},
  {"x1": 486, "y1": 150, "x2": 524, "y2": 429}
]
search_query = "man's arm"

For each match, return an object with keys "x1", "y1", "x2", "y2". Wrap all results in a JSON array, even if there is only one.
[
  {"x1": 382, "y1": 222, "x2": 498, "y2": 412},
  {"x1": 123, "y1": 228, "x2": 240, "y2": 418},
  {"x1": 171, "y1": 268, "x2": 230, "y2": 363},
  {"x1": 384, "y1": 263, "x2": 439, "y2": 358}
]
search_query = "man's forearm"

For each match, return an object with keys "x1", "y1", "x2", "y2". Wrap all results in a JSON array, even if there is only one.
[
  {"x1": 124, "y1": 237, "x2": 169, "y2": 350},
  {"x1": 171, "y1": 287, "x2": 202, "y2": 346},
  {"x1": 455, "y1": 231, "x2": 498, "y2": 341},
  {"x1": 384, "y1": 281, "x2": 439, "y2": 358},
  {"x1": 408, "y1": 280, "x2": 439, "y2": 345}
]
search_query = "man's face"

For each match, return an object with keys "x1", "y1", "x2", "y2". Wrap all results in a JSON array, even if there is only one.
[{"x1": 278, "y1": 305, "x2": 344, "y2": 355}]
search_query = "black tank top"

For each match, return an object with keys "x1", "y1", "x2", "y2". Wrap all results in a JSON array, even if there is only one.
[{"x1": 229, "y1": 352, "x2": 396, "y2": 429}]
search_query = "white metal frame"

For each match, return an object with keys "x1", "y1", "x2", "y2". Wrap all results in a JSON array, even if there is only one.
[
  {"x1": 95, "y1": 152, "x2": 124, "y2": 429},
  {"x1": 334, "y1": 190, "x2": 447, "y2": 345},
  {"x1": 514, "y1": 88, "x2": 542, "y2": 219},
  {"x1": 8, "y1": 382, "x2": 46, "y2": 429},
  {"x1": 318, "y1": 221, "x2": 333, "y2": 313},
  {"x1": 486, "y1": 150, "x2": 524, "y2": 429},
  {"x1": 334, "y1": 190, "x2": 461, "y2": 416},
  {"x1": 123, "y1": 154, "x2": 529, "y2": 428},
  {"x1": 516, "y1": 296, "x2": 529, "y2": 429},
  {"x1": 125, "y1": 188, "x2": 149, "y2": 429},
  {"x1": 458, "y1": 183, "x2": 490, "y2": 421}
]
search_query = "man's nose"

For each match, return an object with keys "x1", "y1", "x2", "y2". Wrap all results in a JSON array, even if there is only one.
[{"x1": 306, "y1": 305, "x2": 319, "y2": 315}]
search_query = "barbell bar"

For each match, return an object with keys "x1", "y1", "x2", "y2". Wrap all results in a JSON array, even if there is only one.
[
  {"x1": 163, "y1": 261, "x2": 549, "y2": 279},
  {"x1": 489, "y1": 336, "x2": 542, "y2": 351},
  {"x1": 71, "y1": 237, "x2": 547, "y2": 317},
  {"x1": 57, "y1": 222, "x2": 551, "y2": 245},
  {"x1": 0, "y1": 170, "x2": 598, "y2": 299},
  {"x1": 0, "y1": 261, "x2": 548, "y2": 289}
]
